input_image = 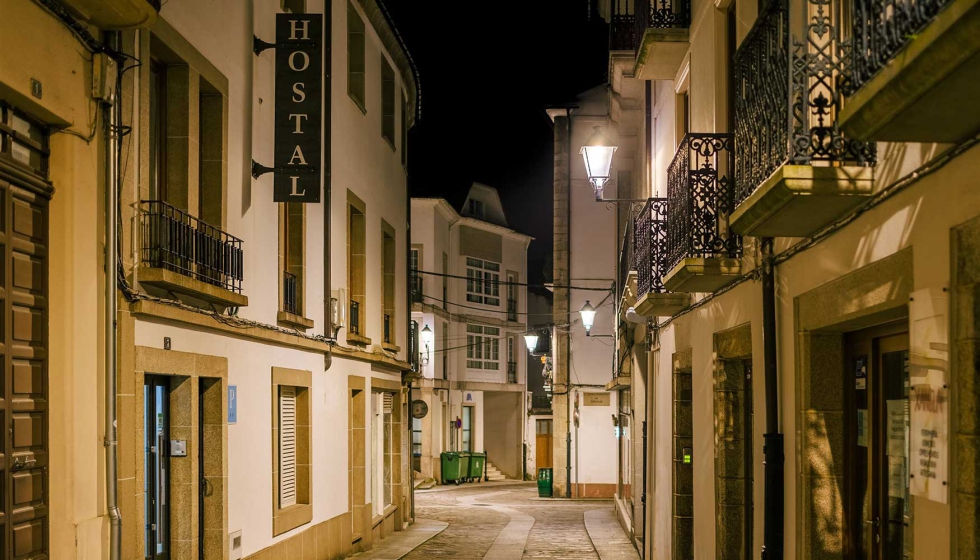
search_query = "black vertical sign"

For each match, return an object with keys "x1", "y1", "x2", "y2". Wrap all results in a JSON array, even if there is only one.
[{"x1": 274, "y1": 13, "x2": 322, "y2": 202}]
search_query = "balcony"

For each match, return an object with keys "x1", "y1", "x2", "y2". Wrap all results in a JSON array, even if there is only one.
[
  {"x1": 57, "y1": 0, "x2": 159, "y2": 28},
  {"x1": 411, "y1": 273, "x2": 423, "y2": 304},
  {"x1": 632, "y1": 199, "x2": 690, "y2": 315},
  {"x1": 839, "y1": 0, "x2": 979, "y2": 142},
  {"x1": 507, "y1": 299, "x2": 518, "y2": 322},
  {"x1": 662, "y1": 133, "x2": 743, "y2": 293},
  {"x1": 729, "y1": 0, "x2": 876, "y2": 238},
  {"x1": 139, "y1": 200, "x2": 247, "y2": 308},
  {"x1": 507, "y1": 362, "x2": 517, "y2": 384},
  {"x1": 610, "y1": 0, "x2": 637, "y2": 51},
  {"x1": 347, "y1": 299, "x2": 370, "y2": 346},
  {"x1": 633, "y1": 0, "x2": 691, "y2": 80}
]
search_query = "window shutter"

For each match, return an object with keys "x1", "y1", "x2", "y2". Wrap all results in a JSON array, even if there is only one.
[
  {"x1": 279, "y1": 386, "x2": 297, "y2": 508},
  {"x1": 383, "y1": 392, "x2": 393, "y2": 414}
]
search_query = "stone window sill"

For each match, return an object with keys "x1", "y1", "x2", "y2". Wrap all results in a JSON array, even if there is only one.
[
  {"x1": 272, "y1": 502, "x2": 312, "y2": 536},
  {"x1": 381, "y1": 342, "x2": 401, "y2": 353},
  {"x1": 277, "y1": 311, "x2": 314, "y2": 331},
  {"x1": 347, "y1": 332, "x2": 372, "y2": 346}
]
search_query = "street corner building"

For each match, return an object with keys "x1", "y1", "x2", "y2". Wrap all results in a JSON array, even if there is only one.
[
  {"x1": 409, "y1": 184, "x2": 535, "y2": 486},
  {"x1": 0, "y1": 0, "x2": 423, "y2": 558},
  {"x1": 545, "y1": 0, "x2": 980, "y2": 558}
]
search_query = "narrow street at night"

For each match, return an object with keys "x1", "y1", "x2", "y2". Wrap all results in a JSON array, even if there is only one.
[{"x1": 353, "y1": 482, "x2": 640, "y2": 560}]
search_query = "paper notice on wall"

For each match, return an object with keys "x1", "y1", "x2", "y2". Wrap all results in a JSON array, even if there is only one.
[
  {"x1": 909, "y1": 287, "x2": 949, "y2": 504},
  {"x1": 888, "y1": 456, "x2": 907, "y2": 499},
  {"x1": 887, "y1": 399, "x2": 907, "y2": 458}
]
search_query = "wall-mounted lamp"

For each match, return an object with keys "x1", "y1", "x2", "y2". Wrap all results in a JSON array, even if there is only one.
[
  {"x1": 581, "y1": 126, "x2": 617, "y2": 201},
  {"x1": 580, "y1": 300, "x2": 597, "y2": 336},
  {"x1": 523, "y1": 332, "x2": 539, "y2": 354},
  {"x1": 420, "y1": 324, "x2": 433, "y2": 366}
]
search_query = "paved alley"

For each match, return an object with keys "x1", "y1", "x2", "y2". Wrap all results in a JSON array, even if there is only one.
[{"x1": 395, "y1": 482, "x2": 640, "y2": 560}]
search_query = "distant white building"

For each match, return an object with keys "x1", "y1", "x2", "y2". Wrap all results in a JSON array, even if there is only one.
[{"x1": 410, "y1": 183, "x2": 533, "y2": 482}]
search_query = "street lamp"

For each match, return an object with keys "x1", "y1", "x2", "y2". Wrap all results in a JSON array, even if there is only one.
[
  {"x1": 420, "y1": 324, "x2": 433, "y2": 365},
  {"x1": 579, "y1": 301, "x2": 597, "y2": 336},
  {"x1": 523, "y1": 332, "x2": 539, "y2": 354},
  {"x1": 581, "y1": 126, "x2": 617, "y2": 200}
]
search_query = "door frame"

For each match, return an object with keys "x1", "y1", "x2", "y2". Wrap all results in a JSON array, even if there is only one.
[{"x1": 144, "y1": 375, "x2": 172, "y2": 560}]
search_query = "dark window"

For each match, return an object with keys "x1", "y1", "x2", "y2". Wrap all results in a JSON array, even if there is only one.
[
  {"x1": 381, "y1": 57, "x2": 396, "y2": 148},
  {"x1": 347, "y1": 2, "x2": 366, "y2": 112},
  {"x1": 281, "y1": 0, "x2": 305, "y2": 12},
  {"x1": 149, "y1": 61, "x2": 167, "y2": 201},
  {"x1": 401, "y1": 92, "x2": 409, "y2": 166},
  {"x1": 0, "y1": 104, "x2": 48, "y2": 178}
]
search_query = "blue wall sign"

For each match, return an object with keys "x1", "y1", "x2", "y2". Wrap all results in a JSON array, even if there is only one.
[{"x1": 228, "y1": 385, "x2": 238, "y2": 424}]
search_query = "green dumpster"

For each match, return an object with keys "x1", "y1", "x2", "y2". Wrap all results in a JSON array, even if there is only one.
[
  {"x1": 537, "y1": 468, "x2": 553, "y2": 497},
  {"x1": 457, "y1": 452, "x2": 472, "y2": 484},
  {"x1": 441, "y1": 452, "x2": 464, "y2": 485},
  {"x1": 468, "y1": 452, "x2": 486, "y2": 482}
]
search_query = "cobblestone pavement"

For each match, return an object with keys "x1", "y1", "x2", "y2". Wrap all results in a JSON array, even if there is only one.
[{"x1": 402, "y1": 482, "x2": 639, "y2": 560}]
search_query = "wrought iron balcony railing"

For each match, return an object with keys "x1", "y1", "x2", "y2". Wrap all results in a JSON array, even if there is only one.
[
  {"x1": 507, "y1": 361, "x2": 517, "y2": 384},
  {"x1": 848, "y1": 0, "x2": 950, "y2": 93},
  {"x1": 507, "y1": 299, "x2": 517, "y2": 322},
  {"x1": 350, "y1": 300, "x2": 361, "y2": 335},
  {"x1": 410, "y1": 273, "x2": 423, "y2": 304},
  {"x1": 666, "y1": 133, "x2": 742, "y2": 271},
  {"x1": 140, "y1": 200, "x2": 244, "y2": 293},
  {"x1": 531, "y1": 395, "x2": 551, "y2": 410},
  {"x1": 618, "y1": 213, "x2": 634, "y2": 298},
  {"x1": 633, "y1": 198, "x2": 669, "y2": 297},
  {"x1": 733, "y1": 0, "x2": 875, "y2": 204},
  {"x1": 282, "y1": 271, "x2": 298, "y2": 315},
  {"x1": 636, "y1": 0, "x2": 691, "y2": 31},
  {"x1": 610, "y1": 0, "x2": 637, "y2": 50}
]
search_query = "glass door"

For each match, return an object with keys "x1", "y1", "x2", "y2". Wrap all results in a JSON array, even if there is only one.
[
  {"x1": 144, "y1": 376, "x2": 171, "y2": 560},
  {"x1": 845, "y1": 325, "x2": 912, "y2": 560},
  {"x1": 462, "y1": 406, "x2": 473, "y2": 452}
]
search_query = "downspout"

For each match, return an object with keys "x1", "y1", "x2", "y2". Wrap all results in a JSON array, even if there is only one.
[
  {"x1": 640, "y1": 79, "x2": 652, "y2": 560},
  {"x1": 324, "y1": 0, "x2": 333, "y2": 343},
  {"x1": 565, "y1": 111, "x2": 573, "y2": 499},
  {"x1": 761, "y1": 237, "x2": 783, "y2": 559},
  {"x1": 105, "y1": 30, "x2": 122, "y2": 560}
]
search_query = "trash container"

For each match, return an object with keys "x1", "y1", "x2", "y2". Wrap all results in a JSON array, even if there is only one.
[
  {"x1": 457, "y1": 452, "x2": 472, "y2": 484},
  {"x1": 441, "y1": 452, "x2": 463, "y2": 485},
  {"x1": 537, "y1": 468, "x2": 553, "y2": 497},
  {"x1": 468, "y1": 452, "x2": 486, "y2": 482}
]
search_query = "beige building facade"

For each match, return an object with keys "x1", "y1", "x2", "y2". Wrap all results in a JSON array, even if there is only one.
[
  {"x1": 0, "y1": 0, "x2": 420, "y2": 558},
  {"x1": 561, "y1": 0, "x2": 980, "y2": 557},
  {"x1": 410, "y1": 185, "x2": 532, "y2": 484}
]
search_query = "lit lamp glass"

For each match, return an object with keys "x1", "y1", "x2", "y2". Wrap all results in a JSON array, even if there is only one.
[
  {"x1": 523, "y1": 332, "x2": 539, "y2": 354},
  {"x1": 581, "y1": 126, "x2": 617, "y2": 200},
  {"x1": 580, "y1": 301, "x2": 597, "y2": 336},
  {"x1": 420, "y1": 324, "x2": 433, "y2": 364}
]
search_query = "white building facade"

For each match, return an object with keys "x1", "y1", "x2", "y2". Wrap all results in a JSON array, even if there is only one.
[{"x1": 410, "y1": 184, "x2": 533, "y2": 483}]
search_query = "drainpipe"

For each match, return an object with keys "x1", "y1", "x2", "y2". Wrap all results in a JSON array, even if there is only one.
[
  {"x1": 105, "y1": 30, "x2": 122, "y2": 560},
  {"x1": 761, "y1": 237, "x2": 783, "y2": 560},
  {"x1": 566, "y1": 112, "x2": 573, "y2": 499}
]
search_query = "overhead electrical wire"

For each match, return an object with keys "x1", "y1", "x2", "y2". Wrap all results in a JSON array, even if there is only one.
[{"x1": 414, "y1": 269, "x2": 613, "y2": 291}]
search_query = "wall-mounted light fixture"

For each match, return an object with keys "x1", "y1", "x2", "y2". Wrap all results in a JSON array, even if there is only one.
[
  {"x1": 581, "y1": 126, "x2": 617, "y2": 201},
  {"x1": 420, "y1": 324, "x2": 433, "y2": 366}
]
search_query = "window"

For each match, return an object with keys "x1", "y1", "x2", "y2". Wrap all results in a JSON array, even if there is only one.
[
  {"x1": 401, "y1": 91, "x2": 409, "y2": 166},
  {"x1": 381, "y1": 56, "x2": 396, "y2": 148},
  {"x1": 281, "y1": 0, "x2": 305, "y2": 12},
  {"x1": 381, "y1": 222, "x2": 396, "y2": 345},
  {"x1": 347, "y1": 191, "x2": 367, "y2": 340},
  {"x1": 280, "y1": 203, "x2": 305, "y2": 318},
  {"x1": 347, "y1": 1, "x2": 366, "y2": 111},
  {"x1": 279, "y1": 386, "x2": 298, "y2": 508},
  {"x1": 465, "y1": 257, "x2": 500, "y2": 306},
  {"x1": 149, "y1": 61, "x2": 167, "y2": 201},
  {"x1": 412, "y1": 416, "x2": 422, "y2": 472},
  {"x1": 468, "y1": 199, "x2": 484, "y2": 219},
  {"x1": 462, "y1": 406, "x2": 473, "y2": 452},
  {"x1": 410, "y1": 247, "x2": 421, "y2": 303},
  {"x1": 442, "y1": 252, "x2": 448, "y2": 310},
  {"x1": 372, "y1": 391, "x2": 394, "y2": 514},
  {"x1": 466, "y1": 324, "x2": 500, "y2": 371},
  {"x1": 442, "y1": 322, "x2": 448, "y2": 380}
]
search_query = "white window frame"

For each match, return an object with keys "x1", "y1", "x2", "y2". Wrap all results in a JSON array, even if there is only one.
[
  {"x1": 465, "y1": 257, "x2": 500, "y2": 306},
  {"x1": 466, "y1": 324, "x2": 500, "y2": 371}
]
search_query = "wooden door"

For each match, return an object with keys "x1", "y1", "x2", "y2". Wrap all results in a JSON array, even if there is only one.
[
  {"x1": 0, "y1": 180, "x2": 49, "y2": 559},
  {"x1": 535, "y1": 419, "x2": 553, "y2": 469}
]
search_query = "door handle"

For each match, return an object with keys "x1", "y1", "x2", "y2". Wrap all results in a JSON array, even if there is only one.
[{"x1": 11, "y1": 457, "x2": 36, "y2": 471}]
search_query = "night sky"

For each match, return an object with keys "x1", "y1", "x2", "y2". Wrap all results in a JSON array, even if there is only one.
[{"x1": 385, "y1": 2, "x2": 610, "y2": 283}]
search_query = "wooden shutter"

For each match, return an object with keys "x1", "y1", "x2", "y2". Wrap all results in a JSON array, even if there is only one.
[{"x1": 279, "y1": 386, "x2": 297, "y2": 508}]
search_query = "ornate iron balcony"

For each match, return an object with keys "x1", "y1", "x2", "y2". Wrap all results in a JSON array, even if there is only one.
[
  {"x1": 610, "y1": 0, "x2": 637, "y2": 50},
  {"x1": 282, "y1": 271, "x2": 298, "y2": 315},
  {"x1": 848, "y1": 0, "x2": 950, "y2": 93},
  {"x1": 633, "y1": 198, "x2": 669, "y2": 297},
  {"x1": 636, "y1": 0, "x2": 691, "y2": 31},
  {"x1": 140, "y1": 200, "x2": 244, "y2": 293},
  {"x1": 531, "y1": 395, "x2": 551, "y2": 410},
  {"x1": 666, "y1": 133, "x2": 742, "y2": 272},
  {"x1": 733, "y1": 0, "x2": 875, "y2": 205}
]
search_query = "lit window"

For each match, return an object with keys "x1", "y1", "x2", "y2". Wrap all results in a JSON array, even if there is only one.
[{"x1": 465, "y1": 257, "x2": 500, "y2": 306}]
